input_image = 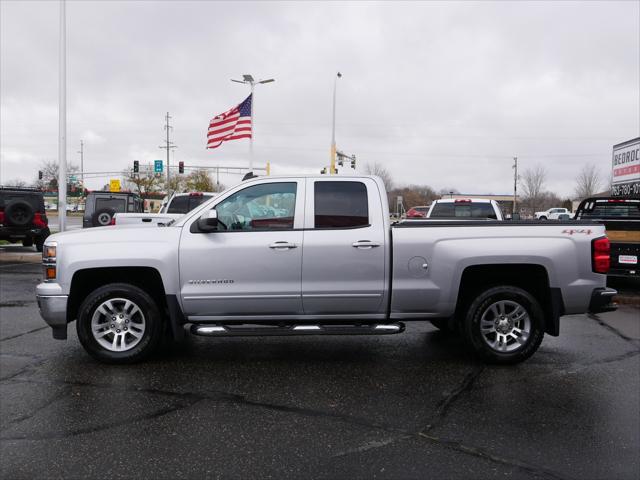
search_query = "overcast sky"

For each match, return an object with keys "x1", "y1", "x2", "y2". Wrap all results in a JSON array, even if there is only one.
[{"x1": 1, "y1": 0, "x2": 638, "y2": 196}]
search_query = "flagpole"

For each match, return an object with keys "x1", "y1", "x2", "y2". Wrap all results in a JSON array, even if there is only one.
[
  {"x1": 250, "y1": 82, "x2": 254, "y2": 171},
  {"x1": 58, "y1": 0, "x2": 67, "y2": 231},
  {"x1": 231, "y1": 75, "x2": 274, "y2": 174}
]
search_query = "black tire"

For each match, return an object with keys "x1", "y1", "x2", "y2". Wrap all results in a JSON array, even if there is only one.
[
  {"x1": 538, "y1": 216, "x2": 547, "y2": 221},
  {"x1": 92, "y1": 208, "x2": 116, "y2": 227},
  {"x1": 461, "y1": 285, "x2": 544, "y2": 365},
  {"x1": 22, "y1": 237, "x2": 34, "y2": 247},
  {"x1": 76, "y1": 283, "x2": 165, "y2": 364},
  {"x1": 5, "y1": 200, "x2": 34, "y2": 227}
]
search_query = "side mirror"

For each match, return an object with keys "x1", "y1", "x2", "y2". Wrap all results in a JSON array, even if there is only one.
[{"x1": 197, "y1": 209, "x2": 218, "y2": 232}]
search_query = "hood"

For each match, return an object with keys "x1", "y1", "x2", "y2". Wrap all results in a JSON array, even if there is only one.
[{"x1": 46, "y1": 224, "x2": 182, "y2": 246}]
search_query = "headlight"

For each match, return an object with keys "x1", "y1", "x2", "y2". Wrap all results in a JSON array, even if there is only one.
[
  {"x1": 43, "y1": 244, "x2": 57, "y2": 260},
  {"x1": 42, "y1": 242, "x2": 57, "y2": 281}
]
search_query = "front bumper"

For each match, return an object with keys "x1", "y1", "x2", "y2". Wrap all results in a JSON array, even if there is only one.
[
  {"x1": 36, "y1": 286, "x2": 68, "y2": 340},
  {"x1": 588, "y1": 288, "x2": 618, "y2": 314}
]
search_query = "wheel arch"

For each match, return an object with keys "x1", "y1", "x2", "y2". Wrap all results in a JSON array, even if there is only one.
[
  {"x1": 454, "y1": 263, "x2": 564, "y2": 336},
  {"x1": 68, "y1": 267, "x2": 167, "y2": 324}
]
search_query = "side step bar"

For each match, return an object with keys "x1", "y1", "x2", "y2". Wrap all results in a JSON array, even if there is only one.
[{"x1": 190, "y1": 323, "x2": 405, "y2": 337}]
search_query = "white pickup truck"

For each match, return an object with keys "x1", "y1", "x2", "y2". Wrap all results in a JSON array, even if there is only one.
[
  {"x1": 36, "y1": 175, "x2": 616, "y2": 365},
  {"x1": 113, "y1": 192, "x2": 216, "y2": 226}
]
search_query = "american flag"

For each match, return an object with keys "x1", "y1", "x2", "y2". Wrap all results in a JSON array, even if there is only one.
[{"x1": 206, "y1": 94, "x2": 252, "y2": 149}]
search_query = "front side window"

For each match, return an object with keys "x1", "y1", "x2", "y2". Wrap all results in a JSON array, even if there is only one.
[
  {"x1": 214, "y1": 182, "x2": 296, "y2": 231},
  {"x1": 314, "y1": 181, "x2": 369, "y2": 228}
]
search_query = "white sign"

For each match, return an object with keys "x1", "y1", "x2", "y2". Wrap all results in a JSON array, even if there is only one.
[
  {"x1": 619, "y1": 255, "x2": 637, "y2": 265},
  {"x1": 611, "y1": 137, "x2": 640, "y2": 197}
]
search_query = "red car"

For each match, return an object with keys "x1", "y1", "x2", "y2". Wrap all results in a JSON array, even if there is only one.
[{"x1": 406, "y1": 206, "x2": 430, "y2": 218}]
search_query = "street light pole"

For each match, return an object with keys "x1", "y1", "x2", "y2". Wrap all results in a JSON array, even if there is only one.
[
  {"x1": 78, "y1": 140, "x2": 84, "y2": 191},
  {"x1": 58, "y1": 0, "x2": 67, "y2": 231},
  {"x1": 231, "y1": 75, "x2": 275, "y2": 172},
  {"x1": 512, "y1": 156, "x2": 518, "y2": 216},
  {"x1": 330, "y1": 72, "x2": 342, "y2": 175}
]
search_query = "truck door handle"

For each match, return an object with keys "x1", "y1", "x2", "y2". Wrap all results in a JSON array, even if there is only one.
[
  {"x1": 142, "y1": 218, "x2": 152, "y2": 222},
  {"x1": 269, "y1": 241, "x2": 297, "y2": 250},
  {"x1": 352, "y1": 240, "x2": 381, "y2": 249}
]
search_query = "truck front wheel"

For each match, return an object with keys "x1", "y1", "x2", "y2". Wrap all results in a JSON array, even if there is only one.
[
  {"x1": 76, "y1": 283, "x2": 164, "y2": 364},
  {"x1": 461, "y1": 286, "x2": 544, "y2": 364}
]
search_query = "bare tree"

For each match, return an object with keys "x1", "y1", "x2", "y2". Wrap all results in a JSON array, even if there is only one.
[
  {"x1": 35, "y1": 160, "x2": 79, "y2": 190},
  {"x1": 4, "y1": 178, "x2": 29, "y2": 188},
  {"x1": 574, "y1": 163, "x2": 601, "y2": 200},
  {"x1": 364, "y1": 162, "x2": 393, "y2": 191},
  {"x1": 521, "y1": 165, "x2": 547, "y2": 213}
]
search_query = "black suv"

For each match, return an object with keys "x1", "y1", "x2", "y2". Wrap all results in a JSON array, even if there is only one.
[
  {"x1": 0, "y1": 187, "x2": 51, "y2": 251},
  {"x1": 83, "y1": 191, "x2": 144, "y2": 227}
]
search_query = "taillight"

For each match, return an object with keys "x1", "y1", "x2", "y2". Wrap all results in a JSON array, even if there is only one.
[
  {"x1": 33, "y1": 212, "x2": 47, "y2": 228},
  {"x1": 0, "y1": 210, "x2": 4, "y2": 225},
  {"x1": 455, "y1": 199, "x2": 471, "y2": 203},
  {"x1": 110, "y1": 217, "x2": 116, "y2": 225},
  {"x1": 592, "y1": 237, "x2": 610, "y2": 274}
]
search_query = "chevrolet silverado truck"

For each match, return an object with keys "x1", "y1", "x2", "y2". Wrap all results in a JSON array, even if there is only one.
[{"x1": 36, "y1": 175, "x2": 617, "y2": 365}]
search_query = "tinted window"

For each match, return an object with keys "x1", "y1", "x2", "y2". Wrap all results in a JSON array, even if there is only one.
[
  {"x1": 215, "y1": 182, "x2": 296, "y2": 230},
  {"x1": 430, "y1": 202, "x2": 497, "y2": 219},
  {"x1": 189, "y1": 195, "x2": 212, "y2": 211},
  {"x1": 315, "y1": 181, "x2": 368, "y2": 228},
  {"x1": 95, "y1": 198, "x2": 126, "y2": 213},
  {"x1": 580, "y1": 202, "x2": 640, "y2": 219},
  {"x1": 167, "y1": 196, "x2": 190, "y2": 214}
]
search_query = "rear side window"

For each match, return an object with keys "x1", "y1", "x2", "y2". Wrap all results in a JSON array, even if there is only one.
[
  {"x1": 314, "y1": 181, "x2": 368, "y2": 228},
  {"x1": 430, "y1": 202, "x2": 497, "y2": 219}
]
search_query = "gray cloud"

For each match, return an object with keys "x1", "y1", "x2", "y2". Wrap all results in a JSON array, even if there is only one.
[{"x1": 1, "y1": 0, "x2": 638, "y2": 196}]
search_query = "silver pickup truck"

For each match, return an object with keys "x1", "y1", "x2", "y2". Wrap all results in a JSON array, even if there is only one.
[{"x1": 36, "y1": 175, "x2": 617, "y2": 365}]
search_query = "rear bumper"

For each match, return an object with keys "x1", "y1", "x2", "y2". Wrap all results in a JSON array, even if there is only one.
[{"x1": 588, "y1": 288, "x2": 618, "y2": 314}]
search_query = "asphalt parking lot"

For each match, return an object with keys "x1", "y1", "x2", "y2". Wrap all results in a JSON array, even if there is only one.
[{"x1": 1, "y1": 260, "x2": 638, "y2": 480}]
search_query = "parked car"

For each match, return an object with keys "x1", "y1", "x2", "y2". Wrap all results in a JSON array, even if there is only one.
[
  {"x1": 425, "y1": 198, "x2": 504, "y2": 220},
  {"x1": 535, "y1": 208, "x2": 570, "y2": 220},
  {"x1": 113, "y1": 192, "x2": 216, "y2": 226},
  {"x1": 405, "y1": 206, "x2": 430, "y2": 218},
  {"x1": 83, "y1": 191, "x2": 144, "y2": 228},
  {"x1": 0, "y1": 186, "x2": 50, "y2": 251},
  {"x1": 574, "y1": 197, "x2": 639, "y2": 277},
  {"x1": 37, "y1": 175, "x2": 615, "y2": 365}
]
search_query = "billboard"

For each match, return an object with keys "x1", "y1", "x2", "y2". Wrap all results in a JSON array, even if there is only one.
[{"x1": 611, "y1": 137, "x2": 640, "y2": 198}]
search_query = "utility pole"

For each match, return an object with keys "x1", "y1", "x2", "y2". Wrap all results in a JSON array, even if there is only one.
[
  {"x1": 159, "y1": 112, "x2": 176, "y2": 186},
  {"x1": 512, "y1": 156, "x2": 518, "y2": 216},
  {"x1": 78, "y1": 140, "x2": 84, "y2": 192},
  {"x1": 330, "y1": 72, "x2": 342, "y2": 175},
  {"x1": 58, "y1": 0, "x2": 67, "y2": 231}
]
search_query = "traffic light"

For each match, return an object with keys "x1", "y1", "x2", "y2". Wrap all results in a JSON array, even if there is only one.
[
  {"x1": 178, "y1": 161, "x2": 184, "y2": 174},
  {"x1": 350, "y1": 155, "x2": 356, "y2": 169},
  {"x1": 38, "y1": 170, "x2": 43, "y2": 180},
  {"x1": 133, "y1": 160, "x2": 139, "y2": 173}
]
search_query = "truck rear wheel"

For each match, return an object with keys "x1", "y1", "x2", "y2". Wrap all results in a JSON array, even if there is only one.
[
  {"x1": 461, "y1": 286, "x2": 544, "y2": 364},
  {"x1": 76, "y1": 283, "x2": 164, "y2": 364}
]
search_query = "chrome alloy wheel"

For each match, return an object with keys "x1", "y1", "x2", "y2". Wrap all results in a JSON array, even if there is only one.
[
  {"x1": 91, "y1": 298, "x2": 146, "y2": 352},
  {"x1": 479, "y1": 300, "x2": 531, "y2": 353}
]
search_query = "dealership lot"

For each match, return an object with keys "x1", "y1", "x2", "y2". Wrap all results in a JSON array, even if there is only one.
[{"x1": 1, "y1": 261, "x2": 638, "y2": 479}]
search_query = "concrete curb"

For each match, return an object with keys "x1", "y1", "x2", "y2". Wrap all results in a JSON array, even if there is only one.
[{"x1": 0, "y1": 253, "x2": 42, "y2": 264}]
